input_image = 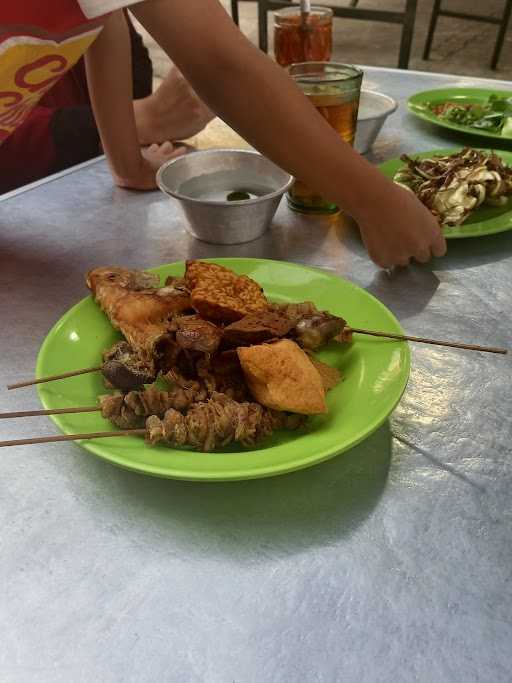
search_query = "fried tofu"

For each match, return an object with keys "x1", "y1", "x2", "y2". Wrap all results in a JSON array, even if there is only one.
[
  {"x1": 185, "y1": 260, "x2": 269, "y2": 323},
  {"x1": 237, "y1": 339, "x2": 327, "y2": 415}
]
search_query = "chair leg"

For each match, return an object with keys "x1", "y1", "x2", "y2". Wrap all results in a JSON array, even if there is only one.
[
  {"x1": 349, "y1": 0, "x2": 359, "y2": 6},
  {"x1": 491, "y1": 0, "x2": 512, "y2": 69},
  {"x1": 423, "y1": 0, "x2": 442, "y2": 60},
  {"x1": 231, "y1": 0, "x2": 239, "y2": 26},
  {"x1": 398, "y1": 0, "x2": 418, "y2": 68},
  {"x1": 258, "y1": 0, "x2": 269, "y2": 52}
]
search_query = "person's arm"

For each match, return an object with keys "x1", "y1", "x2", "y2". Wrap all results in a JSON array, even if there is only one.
[
  {"x1": 84, "y1": 10, "x2": 182, "y2": 189},
  {"x1": 131, "y1": 0, "x2": 445, "y2": 267}
]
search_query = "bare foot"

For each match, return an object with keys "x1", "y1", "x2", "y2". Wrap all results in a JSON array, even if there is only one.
[
  {"x1": 113, "y1": 142, "x2": 186, "y2": 191},
  {"x1": 141, "y1": 140, "x2": 187, "y2": 169},
  {"x1": 134, "y1": 67, "x2": 214, "y2": 145}
]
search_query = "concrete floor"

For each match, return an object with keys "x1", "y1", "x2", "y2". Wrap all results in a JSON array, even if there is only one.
[{"x1": 140, "y1": 0, "x2": 512, "y2": 82}]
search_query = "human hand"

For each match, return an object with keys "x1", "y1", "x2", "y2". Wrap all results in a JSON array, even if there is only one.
[
  {"x1": 113, "y1": 141, "x2": 186, "y2": 190},
  {"x1": 355, "y1": 181, "x2": 447, "y2": 268},
  {"x1": 134, "y1": 67, "x2": 214, "y2": 145}
]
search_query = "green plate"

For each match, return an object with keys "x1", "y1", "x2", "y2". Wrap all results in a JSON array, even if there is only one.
[
  {"x1": 36, "y1": 259, "x2": 410, "y2": 481},
  {"x1": 379, "y1": 148, "x2": 512, "y2": 239},
  {"x1": 408, "y1": 87, "x2": 512, "y2": 141}
]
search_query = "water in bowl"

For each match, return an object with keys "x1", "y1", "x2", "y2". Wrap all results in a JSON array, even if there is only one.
[{"x1": 179, "y1": 171, "x2": 275, "y2": 203}]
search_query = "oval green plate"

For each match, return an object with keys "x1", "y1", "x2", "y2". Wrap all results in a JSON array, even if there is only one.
[
  {"x1": 379, "y1": 148, "x2": 512, "y2": 239},
  {"x1": 408, "y1": 87, "x2": 512, "y2": 141},
  {"x1": 36, "y1": 259, "x2": 410, "y2": 481}
]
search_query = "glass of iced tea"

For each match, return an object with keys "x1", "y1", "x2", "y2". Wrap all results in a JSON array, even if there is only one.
[
  {"x1": 274, "y1": 6, "x2": 333, "y2": 67},
  {"x1": 288, "y1": 62, "x2": 363, "y2": 215}
]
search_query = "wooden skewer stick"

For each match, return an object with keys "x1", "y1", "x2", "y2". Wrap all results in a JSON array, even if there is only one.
[
  {"x1": 6, "y1": 323, "x2": 506, "y2": 395},
  {"x1": 0, "y1": 406, "x2": 100, "y2": 420},
  {"x1": 348, "y1": 327, "x2": 507, "y2": 355},
  {"x1": 0, "y1": 429, "x2": 145, "y2": 448},
  {"x1": 7, "y1": 365, "x2": 102, "y2": 391}
]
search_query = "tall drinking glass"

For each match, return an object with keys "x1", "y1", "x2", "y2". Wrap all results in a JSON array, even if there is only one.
[
  {"x1": 288, "y1": 62, "x2": 363, "y2": 215},
  {"x1": 274, "y1": 6, "x2": 333, "y2": 67}
]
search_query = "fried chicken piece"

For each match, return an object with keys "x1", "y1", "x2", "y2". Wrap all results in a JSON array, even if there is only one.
[
  {"x1": 86, "y1": 267, "x2": 191, "y2": 358},
  {"x1": 223, "y1": 310, "x2": 295, "y2": 346},
  {"x1": 237, "y1": 339, "x2": 327, "y2": 415},
  {"x1": 175, "y1": 315, "x2": 223, "y2": 354},
  {"x1": 185, "y1": 260, "x2": 269, "y2": 323},
  {"x1": 145, "y1": 392, "x2": 304, "y2": 452}
]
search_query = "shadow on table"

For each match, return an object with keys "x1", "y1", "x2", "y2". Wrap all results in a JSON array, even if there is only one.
[
  {"x1": 433, "y1": 229, "x2": 512, "y2": 270},
  {"x1": 76, "y1": 421, "x2": 393, "y2": 561},
  {"x1": 365, "y1": 267, "x2": 440, "y2": 321}
]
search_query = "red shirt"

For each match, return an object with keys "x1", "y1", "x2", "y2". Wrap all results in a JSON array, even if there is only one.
[
  {"x1": 0, "y1": 1, "x2": 105, "y2": 144},
  {"x1": 0, "y1": 1, "x2": 109, "y2": 191}
]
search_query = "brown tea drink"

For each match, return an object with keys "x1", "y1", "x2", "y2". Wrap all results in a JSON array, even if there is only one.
[
  {"x1": 274, "y1": 7, "x2": 333, "y2": 68},
  {"x1": 288, "y1": 63, "x2": 363, "y2": 215}
]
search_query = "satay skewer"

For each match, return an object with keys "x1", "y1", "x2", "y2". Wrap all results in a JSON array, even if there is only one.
[
  {"x1": 0, "y1": 394, "x2": 304, "y2": 451},
  {"x1": 0, "y1": 384, "x2": 206, "y2": 421},
  {"x1": 7, "y1": 341, "x2": 156, "y2": 392},
  {"x1": 0, "y1": 430, "x2": 145, "y2": 448},
  {"x1": 347, "y1": 327, "x2": 507, "y2": 355},
  {"x1": 6, "y1": 324, "x2": 507, "y2": 393},
  {"x1": 7, "y1": 366, "x2": 102, "y2": 390},
  {"x1": 0, "y1": 406, "x2": 100, "y2": 419}
]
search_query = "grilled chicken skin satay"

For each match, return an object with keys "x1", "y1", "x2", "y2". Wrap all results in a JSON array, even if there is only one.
[
  {"x1": 99, "y1": 383, "x2": 208, "y2": 429},
  {"x1": 146, "y1": 392, "x2": 305, "y2": 452},
  {"x1": 86, "y1": 267, "x2": 191, "y2": 358}
]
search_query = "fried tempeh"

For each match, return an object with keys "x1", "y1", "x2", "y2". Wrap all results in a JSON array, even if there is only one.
[{"x1": 185, "y1": 260, "x2": 269, "y2": 322}]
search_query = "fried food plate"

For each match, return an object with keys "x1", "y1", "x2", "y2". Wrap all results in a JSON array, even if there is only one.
[
  {"x1": 36, "y1": 259, "x2": 410, "y2": 481},
  {"x1": 379, "y1": 148, "x2": 512, "y2": 239}
]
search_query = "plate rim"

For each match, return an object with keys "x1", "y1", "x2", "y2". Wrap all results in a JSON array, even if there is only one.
[
  {"x1": 36, "y1": 258, "x2": 411, "y2": 481},
  {"x1": 378, "y1": 146, "x2": 512, "y2": 240},
  {"x1": 407, "y1": 87, "x2": 512, "y2": 141}
]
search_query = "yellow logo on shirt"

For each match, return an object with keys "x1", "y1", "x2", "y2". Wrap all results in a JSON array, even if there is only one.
[{"x1": 0, "y1": 29, "x2": 101, "y2": 142}]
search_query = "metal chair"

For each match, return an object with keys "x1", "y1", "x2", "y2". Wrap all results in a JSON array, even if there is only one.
[
  {"x1": 231, "y1": 0, "x2": 359, "y2": 24},
  {"x1": 230, "y1": 1, "x2": 418, "y2": 69},
  {"x1": 423, "y1": 0, "x2": 512, "y2": 70}
]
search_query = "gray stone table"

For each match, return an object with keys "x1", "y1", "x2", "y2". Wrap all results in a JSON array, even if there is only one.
[{"x1": 1, "y1": 66, "x2": 511, "y2": 682}]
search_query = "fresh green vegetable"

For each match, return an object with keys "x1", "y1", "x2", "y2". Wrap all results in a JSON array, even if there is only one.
[{"x1": 428, "y1": 94, "x2": 512, "y2": 136}]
